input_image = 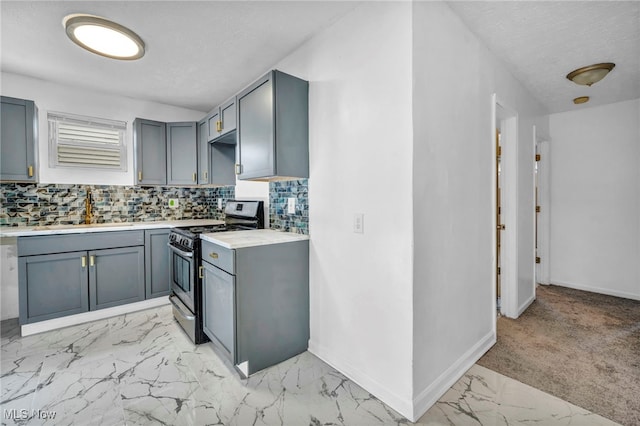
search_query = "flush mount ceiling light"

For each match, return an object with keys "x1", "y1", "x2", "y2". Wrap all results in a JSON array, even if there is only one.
[
  {"x1": 63, "y1": 14, "x2": 145, "y2": 60},
  {"x1": 573, "y1": 96, "x2": 590, "y2": 105},
  {"x1": 566, "y1": 63, "x2": 615, "y2": 86}
]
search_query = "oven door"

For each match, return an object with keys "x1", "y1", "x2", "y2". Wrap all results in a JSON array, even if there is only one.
[{"x1": 168, "y1": 243, "x2": 196, "y2": 312}]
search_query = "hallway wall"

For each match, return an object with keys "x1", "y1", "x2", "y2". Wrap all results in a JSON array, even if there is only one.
[{"x1": 548, "y1": 98, "x2": 640, "y2": 300}]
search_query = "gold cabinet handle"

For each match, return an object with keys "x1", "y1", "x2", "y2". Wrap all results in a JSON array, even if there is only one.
[
  {"x1": 209, "y1": 252, "x2": 219, "y2": 259},
  {"x1": 81, "y1": 256, "x2": 87, "y2": 268},
  {"x1": 28, "y1": 165, "x2": 34, "y2": 177},
  {"x1": 199, "y1": 266, "x2": 204, "y2": 279},
  {"x1": 90, "y1": 255, "x2": 95, "y2": 267},
  {"x1": 138, "y1": 171, "x2": 142, "y2": 181},
  {"x1": 192, "y1": 173, "x2": 197, "y2": 182},
  {"x1": 216, "y1": 120, "x2": 222, "y2": 132}
]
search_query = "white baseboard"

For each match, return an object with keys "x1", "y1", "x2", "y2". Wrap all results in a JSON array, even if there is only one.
[
  {"x1": 308, "y1": 341, "x2": 414, "y2": 420},
  {"x1": 21, "y1": 297, "x2": 170, "y2": 336},
  {"x1": 411, "y1": 330, "x2": 495, "y2": 421},
  {"x1": 551, "y1": 280, "x2": 640, "y2": 301},
  {"x1": 517, "y1": 293, "x2": 535, "y2": 317},
  {"x1": 310, "y1": 330, "x2": 496, "y2": 423}
]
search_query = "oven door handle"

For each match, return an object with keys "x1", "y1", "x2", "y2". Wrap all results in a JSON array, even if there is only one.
[
  {"x1": 167, "y1": 243, "x2": 193, "y2": 258},
  {"x1": 170, "y1": 295, "x2": 196, "y2": 321}
]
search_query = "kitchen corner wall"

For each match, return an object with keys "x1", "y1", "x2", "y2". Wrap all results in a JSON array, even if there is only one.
[
  {"x1": 269, "y1": 179, "x2": 308, "y2": 234},
  {"x1": 0, "y1": 183, "x2": 234, "y2": 226}
]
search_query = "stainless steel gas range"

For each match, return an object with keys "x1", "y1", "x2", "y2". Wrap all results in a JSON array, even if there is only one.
[{"x1": 168, "y1": 200, "x2": 264, "y2": 343}]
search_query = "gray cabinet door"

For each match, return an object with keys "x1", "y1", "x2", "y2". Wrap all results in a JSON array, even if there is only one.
[
  {"x1": 202, "y1": 261, "x2": 236, "y2": 363},
  {"x1": 89, "y1": 246, "x2": 145, "y2": 310},
  {"x1": 219, "y1": 97, "x2": 236, "y2": 137},
  {"x1": 144, "y1": 229, "x2": 170, "y2": 298},
  {"x1": 236, "y1": 70, "x2": 309, "y2": 180},
  {"x1": 206, "y1": 110, "x2": 220, "y2": 142},
  {"x1": 237, "y1": 74, "x2": 275, "y2": 179},
  {"x1": 166, "y1": 122, "x2": 197, "y2": 185},
  {"x1": 134, "y1": 118, "x2": 167, "y2": 185},
  {"x1": 1, "y1": 96, "x2": 36, "y2": 182},
  {"x1": 197, "y1": 119, "x2": 209, "y2": 184},
  {"x1": 18, "y1": 251, "x2": 89, "y2": 324}
]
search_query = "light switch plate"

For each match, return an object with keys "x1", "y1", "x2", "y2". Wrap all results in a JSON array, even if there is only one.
[
  {"x1": 287, "y1": 198, "x2": 296, "y2": 214},
  {"x1": 354, "y1": 213, "x2": 364, "y2": 234},
  {"x1": 168, "y1": 198, "x2": 179, "y2": 209},
  {"x1": 217, "y1": 198, "x2": 223, "y2": 209}
]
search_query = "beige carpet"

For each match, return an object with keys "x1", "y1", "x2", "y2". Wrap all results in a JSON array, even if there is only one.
[{"x1": 478, "y1": 284, "x2": 640, "y2": 426}]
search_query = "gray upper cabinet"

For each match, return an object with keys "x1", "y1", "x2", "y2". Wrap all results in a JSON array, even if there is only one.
[
  {"x1": 236, "y1": 70, "x2": 308, "y2": 181},
  {"x1": 218, "y1": 97, "x2": 236, "y2": 138},
  {"x1": 166, "y1": 122, "x2": 198, "y2": 185},
  {"x1": 205, "y1": 96, "x2": 236, "y2": 143},
  {"x1": 134, "y1": 118, "x2": 167, "y2": 185},
  {"x1": 197, "y1": 120, "x2": 209, "y2": 184},
  {"x1": 205, "y1": 110, "x2": 220, "y2": 142},
  {"x1": 1, "y1": 96, "x2": 37, "y2": 182}
]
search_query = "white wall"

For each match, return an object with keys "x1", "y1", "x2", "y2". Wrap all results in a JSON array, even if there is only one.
[
  {"x1": 411, "y1": 1, "x2": 548, "y2": 418},
  {"x1": 274, "y1": 2, "x2": 416, "y2": 417},
  {"x1": 549, "y1": 99, "x2": 640, "y2": 300},
  {"x1": 1, "y1": 72, "x2": 205, "y2": 185}
]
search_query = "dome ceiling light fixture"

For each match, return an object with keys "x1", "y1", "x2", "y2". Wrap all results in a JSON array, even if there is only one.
[
  {"x1": 573, "y1": 96, "x2": 590, "y2": 105},
  {"x1": 63, "y1": 14, "x2": 145, "y2": 60},
  {"x1": 566, "y1": 62, "x2": 615, "y2": 86}
]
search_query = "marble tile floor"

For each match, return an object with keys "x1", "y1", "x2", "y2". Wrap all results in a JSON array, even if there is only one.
[{"x1": 1, "y1": 305, "x2": 620, "y2": 426}]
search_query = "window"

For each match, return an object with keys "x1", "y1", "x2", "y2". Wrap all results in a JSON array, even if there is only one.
[{"x1": 48, "y1": 111, "x2": 127, "y2": 171}]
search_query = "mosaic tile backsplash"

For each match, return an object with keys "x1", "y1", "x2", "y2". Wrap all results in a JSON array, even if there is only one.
[
  {"x1": 269, "y1": 179, "x2": 308, "y2": 234},
  {"x1": 0, "y1": 183, "x2": 235, "y2": 227}
]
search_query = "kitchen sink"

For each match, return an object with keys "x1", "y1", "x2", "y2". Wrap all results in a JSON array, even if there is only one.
[{"x1": 32, "y1": 223, "x2": 134, "y2": 231}]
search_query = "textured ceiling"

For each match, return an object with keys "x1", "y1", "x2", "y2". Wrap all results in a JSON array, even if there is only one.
[
  {"x1": 0, "y1": 1, "x2": 360, "y2": 112},
  {"x1": 2, "y1": 2, "x2": 638, "y2": 114},
  {"x1": 447, "y1": 1, "x2": 640, "y2": 113}
]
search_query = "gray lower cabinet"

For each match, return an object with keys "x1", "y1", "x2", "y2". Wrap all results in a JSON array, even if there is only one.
[
  {"x1": 236, "y1": 70, "x2": 308, "y2": 180},
  {"x1": 1, "y1": 96, "x2": 37, "y2": 182},
  {"x1": 201, "y1": 238, "x2": 309, "y2": 376},
  {"x1": 144, "y1": 229, "x2": 171, "y2": 298},
  {"x1": 89, "y1": 246, "x2": 145, "y2": 310},
  {"x1": 17, "y1": 230, "x2": 149, "y2": 324},
  {"x1": 167, "y1": 122, "x2": 198, "y2": 185},
  {"x1": 202, "y1": 260, "x2": 236, "y2": 362},
  {"x1": 18, "y1": 251, "x2": 89, "y2": 324}
]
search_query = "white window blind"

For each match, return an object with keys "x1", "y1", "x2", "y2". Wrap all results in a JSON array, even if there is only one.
[{"x1": 48, "y1": 111, "x2": 127, "y2": 171}]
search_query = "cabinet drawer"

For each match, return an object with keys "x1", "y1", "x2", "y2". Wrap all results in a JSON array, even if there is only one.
[
  {"x1": 201, "y1": 240, "x2": 234, "y2": 274},
  {"x1": 18, "y1": 230, "x2": 144, "y2": 256}
]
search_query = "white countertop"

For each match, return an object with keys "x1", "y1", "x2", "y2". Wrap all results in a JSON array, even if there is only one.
[
  {"x1": 0, "y1": 219, "x2": 225, "y2": 237},
  {"x1": 201, "y1": 229, "x2": 310, "y2": 249}
]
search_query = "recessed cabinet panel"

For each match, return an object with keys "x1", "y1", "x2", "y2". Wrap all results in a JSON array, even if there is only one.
[
  {"x1": 89, "y1": 246, "x2": 145, "y2": 310},
  {"x1": 237, "y1": 77, "x2": 275, "y2": 179},
  {"x1": 202, "y1": 261, "x2": 236, "y2": 362},
  {"x1": 19, "y1": 251, "x2": 89, "y2": 324},
  {"x1": 167, "y1": 122, "x2": 198, "y2": 185},
  {"x1": 197, "y1": 120, "x2": 209, "y2": 184},
  {"x1": 1, "y1": 96, "x2": 36, "y2": 182},
  {"x1": 206, "y1": 111, "x2": 220, "y2": 142},
  {"x1": 134, "y1": 118, "x2": 167, "y2": 185},
  {"x1": 145, "y1": 229, "x2": 170, "y2": 298},
  {"x1": 219, "y1": 98, "x2": 236, "y2": 137}
]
